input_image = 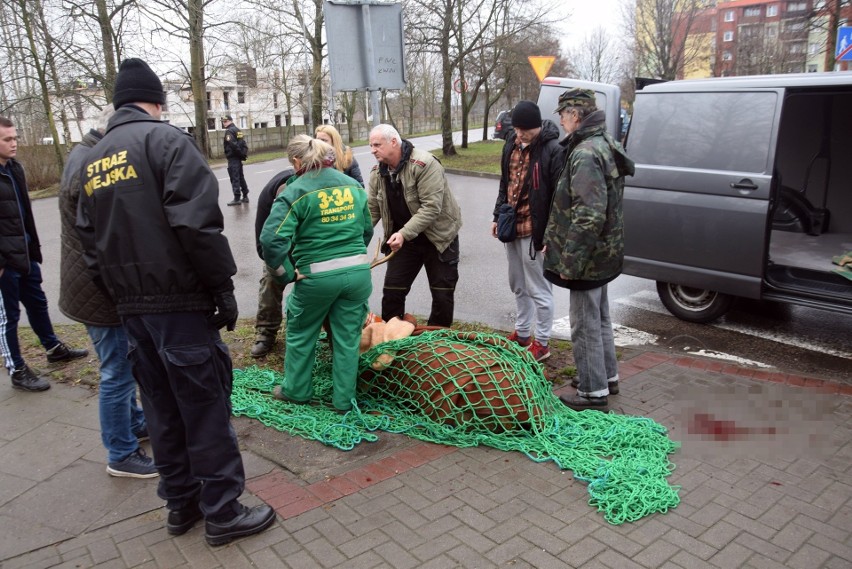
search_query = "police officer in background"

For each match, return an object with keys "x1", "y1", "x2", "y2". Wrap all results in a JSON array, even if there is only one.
[
  {"x1": 223, "y1": 115, "x2": 249, "y2": 205},
  {"x1": 76, "y1": 58, "x2": 275, "y2": 546}
]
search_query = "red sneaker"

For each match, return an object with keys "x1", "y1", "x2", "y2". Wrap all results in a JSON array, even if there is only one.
[
  {"x1": 507, "y1": 331, "x2": 532, "y2": 347},
  {"x1": 528, "y1": 340, "x2": 551, "y2": 362}
]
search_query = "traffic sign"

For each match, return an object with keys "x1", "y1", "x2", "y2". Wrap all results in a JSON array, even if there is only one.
[
  {"x1": 837, "y1": 26, "x2": 852, "y2": 62},
  {"x1": 528, "y1": 56, "x2": 556, "y2": 82},
  {"x1": 325, "y1": 1, "x2": 406, "y2": 91}
]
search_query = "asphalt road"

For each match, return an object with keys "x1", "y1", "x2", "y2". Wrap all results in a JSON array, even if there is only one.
[{"x1": 29, "y1": 131, "x2": 852, "y2": 382}]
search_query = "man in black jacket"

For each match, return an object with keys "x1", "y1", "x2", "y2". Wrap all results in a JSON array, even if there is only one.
[
  {"x1": 76, "y1": 58, "x2": 275, "y2": 546},
  {"x1": 250, "y1": 168, "x2": 294, "y2": 357},
  {"x1": 0, "y1": 116, "x2": 88, "y2": 392},
  {"x1": 491, "y1": 101, "x2": 564, "y2": 362},
  {"x1": 223, "y1": 115, "x2": 249, "y2": 206}
]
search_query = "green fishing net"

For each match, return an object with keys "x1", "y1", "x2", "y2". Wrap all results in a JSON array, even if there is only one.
[{"x1": 232, "y1": 329, "x2": 680, "y2": 524}]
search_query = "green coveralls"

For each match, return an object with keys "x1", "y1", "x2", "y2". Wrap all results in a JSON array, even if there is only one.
[{"x1": 260, "y1": 167, "x2": 373, "y2": 411}]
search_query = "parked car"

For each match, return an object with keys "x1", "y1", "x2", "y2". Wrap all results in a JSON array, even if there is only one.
[
  {"x1": 537, "y1": 73, "x2": 852, "y2": 323},
  {"x1": 491, "y1": 110, "x2": 513, "y2": 140}
]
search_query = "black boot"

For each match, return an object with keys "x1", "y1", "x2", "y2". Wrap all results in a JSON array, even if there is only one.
[
  {"x1": 10, "y1": 365, "x2": 50, "y2": 392},
  {"x1": 205, "y1": 503, "x2": 276, "y2": 546},
  {"x1": 46, "y1": 342, "x2": 88, "y2": 363},
  {"x1": 167, "y1": 498, "x2": 203, "y2": 536},
  {"x1": 560, "y1": 394, "x2": 608, "y2": 411}
]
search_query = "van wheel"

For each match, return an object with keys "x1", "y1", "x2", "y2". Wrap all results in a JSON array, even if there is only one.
[{"x1": 656, "y1": 282, "x2": 733, "y2": 323}]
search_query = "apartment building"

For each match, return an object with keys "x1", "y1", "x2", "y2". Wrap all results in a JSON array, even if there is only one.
[
  {"x1": 50, "y1": 64, "x2": 320, "y2": 145},
  {"x1": 714, "y1": 0, "x2": 813, "y2": 76}
]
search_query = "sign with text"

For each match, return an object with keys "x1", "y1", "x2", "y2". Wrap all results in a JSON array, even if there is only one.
[{"x1": 325, "y1": 1, "x2": 406, "y2": 91}]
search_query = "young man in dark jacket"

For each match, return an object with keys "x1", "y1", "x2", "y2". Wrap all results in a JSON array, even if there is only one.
[
  {"x1": 59, "y1": 108, "x2": 156, "y2": 479},
  {"x1": 76, "y1": 58, "x2": 275, "y2": 545},
  {"x1": 223, "y1": 115, "x2": 249, "y2": 205},
  {"x1": 0, "y1": 116, "x2": 88, "y2": 392},
  {"x1": 491, "y1": 101, "x2": 564, "y2": 362}
]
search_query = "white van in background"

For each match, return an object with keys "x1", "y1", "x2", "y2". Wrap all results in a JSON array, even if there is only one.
[{"x1": 536, "y1": 77, "x2": 623, "y2": 140}]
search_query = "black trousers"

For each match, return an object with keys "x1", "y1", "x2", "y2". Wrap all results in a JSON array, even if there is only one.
[
  {"x1": 122, "y1": 312, "x2": 245, "y2": 518},
  {"x1": 227, "y1": 158, "x2": 248, "y2": 198},
  {"x1": 382, "y1": 235, "x2": 460, "y2": 327}
]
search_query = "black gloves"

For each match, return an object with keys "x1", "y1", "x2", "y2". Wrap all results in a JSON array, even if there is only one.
[{"x1": 208, "y1": 291, "x2": 238, "y2": 331}]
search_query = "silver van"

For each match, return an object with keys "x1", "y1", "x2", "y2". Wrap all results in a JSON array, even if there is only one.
[
  {"x1": 625, "y1": 73, "x2": 852, "y2": 322},
  {"x1": 539, "y1": 73, "x2": 852, "y2": 323}
]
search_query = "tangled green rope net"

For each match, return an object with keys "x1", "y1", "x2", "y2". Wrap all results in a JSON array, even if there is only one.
[{"x1": 231, "y1": 329, "x2": 680, "y2": 524}]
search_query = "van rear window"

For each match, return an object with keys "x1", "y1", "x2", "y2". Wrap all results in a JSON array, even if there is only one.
[{"x1": 628, "y1": 91, "x2": 777, "y2": 173}]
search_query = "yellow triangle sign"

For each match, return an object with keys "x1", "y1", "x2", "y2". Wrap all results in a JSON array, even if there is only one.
[{"x1": 528, "y1": 56, "x2": 556, "y2": 82}]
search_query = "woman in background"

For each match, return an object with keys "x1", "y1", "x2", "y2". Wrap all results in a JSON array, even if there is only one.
[{"x1": 315, "y1": 124, "x2": 364, "y2": 185}]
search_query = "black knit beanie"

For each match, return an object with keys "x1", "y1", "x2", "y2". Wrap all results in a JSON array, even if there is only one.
[
  {"x1": 511, "y1": 100, "x2": 542, "y2": 129},
  {"x1": 113, "y1": 58, "x2": 166, "y2": 109}
]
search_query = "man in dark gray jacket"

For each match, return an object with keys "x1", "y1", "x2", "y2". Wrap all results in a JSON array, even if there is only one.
[
  {"x1": 59, "y1": 107, "x2": 156, "y2": 479},
  {"x1": 76, "y1": 58, "x2": 275, "y2": 546}
]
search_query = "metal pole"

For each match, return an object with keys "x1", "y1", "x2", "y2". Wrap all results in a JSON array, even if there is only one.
[{"x1": 360, "y1": 4, "x2": 381, "y2": 126}]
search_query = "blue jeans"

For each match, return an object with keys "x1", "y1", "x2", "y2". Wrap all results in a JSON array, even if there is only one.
[
  {"x1": 0, "y1": 262, "x2": 60, "y2": 371},
  {"x1": 570, "y1": 284, "x2": 618, "y2": 397},
  {"x1": 88, "y1": 325, "x2": 146, "y2": 463}
]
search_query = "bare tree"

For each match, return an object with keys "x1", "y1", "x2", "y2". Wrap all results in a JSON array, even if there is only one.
[
  {"x1": 399, "y1": 48, "x2": 440, "y2": 136},
  {"x1": 139, "y1": 0, "x2": 228, "y2": 156},
  {"x1": 569, "y1": 27, "x2": 624, "y2": 84},
  {"x1": 289, "y1": 0, "x2": 323, "y2": 131},
  {"x1": 61, "y1": 0, "x2": 138, "y2": 101},
  {"x1": 15, "y1": 0, "x2": 70, "y2": 171},
  {"x1": 735, "y1": 26, "x2": 795, "y2": 75},
  {"x1": 0, "y1": 2, "x2": 43, "y2": 138},
  {"x1": 408, "y1": 0, "x2": 524, "y2": 155},
  {"x1": 500, "y1": 24, "x2": 572, "y2": 106},
  {"x1": 461, "y1": 0, "x2": 551, "y2": 143},
  {"x1": 810, "y1": 0, "x2": 852, "y2": 70},
  {"x1": 337, "y1": 91, "x2": 360, "y2": 141},
  {"x1": 629, "y1": 0, "x2": 708, "y2": 80}
]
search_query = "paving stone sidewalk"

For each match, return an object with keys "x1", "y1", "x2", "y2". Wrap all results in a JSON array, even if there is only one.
[{"x1": 1, "y1": 350, "x2": 850, "y2": 569}]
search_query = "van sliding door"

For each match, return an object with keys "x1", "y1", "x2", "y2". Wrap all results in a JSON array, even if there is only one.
[{"x1": 623, "y1": 89, "x2": 781, "y2": 299}]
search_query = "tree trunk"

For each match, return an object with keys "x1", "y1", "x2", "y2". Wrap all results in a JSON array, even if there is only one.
[
  {"x1": 33, "y1": 0, "x2": 72, "y2": 157},
  {"x1": 823, "y1": 0, "x2": 840, "y2": 71},
  {"x1": 310, "y1": 0, "x2": 323, "y2": 131},
  {"x1": 18, "y1": 0, "x2": 64, "y2": 172},
  {"x1": 188, "y1": 0, "x2": 209, "y2": 157},
  {"x1": 95, "y1": 0, "x2": 117, "y2": 101},
  {"x1": 440, "y1": 28, "x2": 456, "y2": 157}
]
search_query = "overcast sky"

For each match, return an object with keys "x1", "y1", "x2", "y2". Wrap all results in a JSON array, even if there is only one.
[{"x1": 556, "y1": 0, "x2": 626, "y2": 52}]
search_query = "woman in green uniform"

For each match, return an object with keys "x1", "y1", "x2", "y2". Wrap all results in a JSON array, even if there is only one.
[{"x1": 260, "y1": 135, "x2": 373, "y2": 412}]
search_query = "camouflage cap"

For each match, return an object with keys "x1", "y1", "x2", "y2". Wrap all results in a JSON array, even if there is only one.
[{"x1": 555, "y1": 88, "x2": 597, "y2": 113}]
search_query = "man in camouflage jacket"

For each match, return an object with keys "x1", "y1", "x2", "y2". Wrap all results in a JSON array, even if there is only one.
[{"x1": 543, "y1": 88, "x2": 635, "y2": 411}]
